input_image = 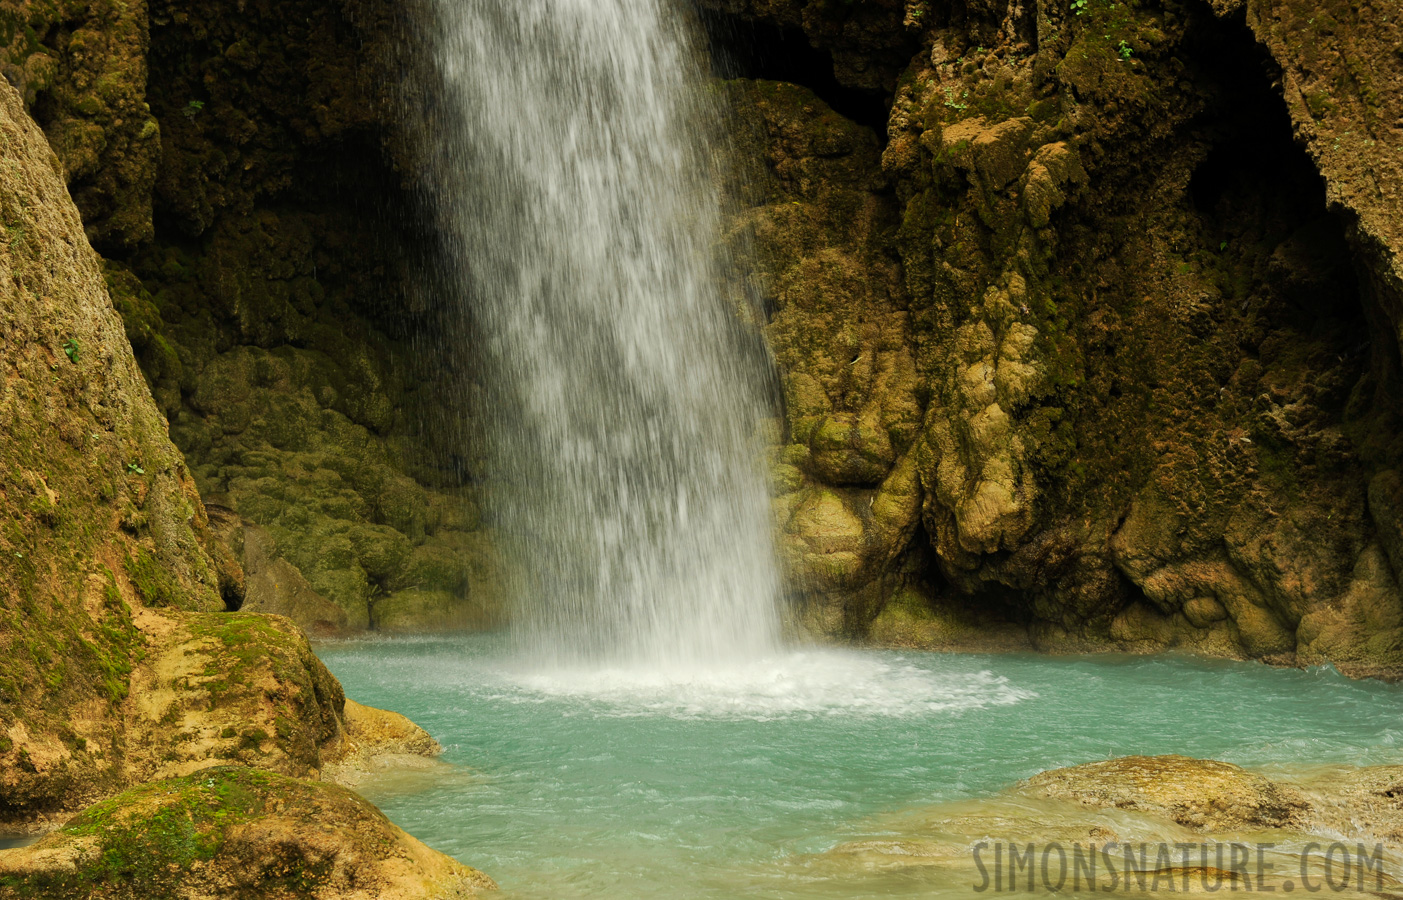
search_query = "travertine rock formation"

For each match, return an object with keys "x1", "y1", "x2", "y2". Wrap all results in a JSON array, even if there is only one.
[{"x1": 715, "y1": 0, "x2": 1403, "y2": 674}]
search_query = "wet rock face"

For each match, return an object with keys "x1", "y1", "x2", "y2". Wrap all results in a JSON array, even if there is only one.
[
  {"x1": 0, "y1": 73, "x2": 230, "y2": 826},
  {"x1": 0, "y1": 0, "x2": 502, "y2": 633},
  {"x1": 0, "y1": 0, "x2": 160, "y2": 251},
  {"x1": 0, "y1": 767, "x2": 495, "y2": 899},
  {"x1": 720, "y1": 0, "x2": 1403, "y2": 672},
  {"x1": 722, "y1": 80, "x2": 924, "y2": 634}
]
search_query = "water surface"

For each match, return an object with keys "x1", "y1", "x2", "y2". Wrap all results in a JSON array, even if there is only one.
[{"x1": 319, "y1": 637, "x2": 1403, "y2": 898}]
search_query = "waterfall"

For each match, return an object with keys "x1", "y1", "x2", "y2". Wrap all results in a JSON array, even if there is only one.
[{"x1": 423, "y1": 0, "x2": 782, "y2": 665}]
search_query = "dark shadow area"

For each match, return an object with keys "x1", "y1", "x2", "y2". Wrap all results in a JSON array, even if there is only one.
[
  {"x1": 1186, "y1": 10, "x2": 1368, "y2": 352},
  {"x1": 700, "y1": 10, "x2": 892, "y2": 139}
]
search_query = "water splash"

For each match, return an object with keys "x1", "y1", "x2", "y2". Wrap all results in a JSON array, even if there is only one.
[
  {"x1": 423, "y1": 0, "x2": 781, "y2": 665},
  {"x1": 500, "y1": 651, "x2": 1037, "y2": 721}
]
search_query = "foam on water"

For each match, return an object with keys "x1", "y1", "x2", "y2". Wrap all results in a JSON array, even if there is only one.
[
  {"x1": 493, "y1": 650, "x2": 1037, "y2": 720},
  {"x1": 319, "y1": 638, "x2": 1403, "y2": 899}
]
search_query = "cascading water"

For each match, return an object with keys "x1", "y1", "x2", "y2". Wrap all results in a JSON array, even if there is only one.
[{"x1": 423, "y1": 0, "x2": 782, "y2": 665}]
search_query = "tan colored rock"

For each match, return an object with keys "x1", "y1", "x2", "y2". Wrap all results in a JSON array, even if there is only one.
[
  {"x1": 239, "y1": 525, "x2": 350, "y2": 636},
  {"x1": 1020, "y1": 142, "x2": 1086, "y2": 228},
  {"x1": 0, "y1": 767, "x2": 494, "y2": 899},
  {"x1": 971, "y1": 117, "x2": 1035, "y2": 189},
  {"x1": 1023, "y1": 756, "x2": 1308, "y2": 832},
  {"x1": 122, "y1": 609, "x2": 345, "y2": 787},
  {"x1": 784, "y1": 489, "x2": 866, "y2": 589},
  {"x1": 1297, "y1": 765, "x2": 1403, "y2": 850},
  {"x1": 1182, "y1": 596, "x2": 1229, "y2": 628},
  {"x1": 0, "y1": 74, "x2": 229, "y2": 825},
  {"x1": 323, "y1": 700, "x2": 445, "y2": 788}
]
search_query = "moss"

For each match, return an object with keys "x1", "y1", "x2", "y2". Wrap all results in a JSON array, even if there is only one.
[
  {"x1": 124, "y1": 548, "x2": 184, "y2": 610},
  {"x1": 17, "y1": 769, "x2": 278, "y2": 898},
  {"x1": 177, "y1": 612, "x2": 344, "y2": 769},
  {"x1": 0, "y1": 766, "x2": 487, "y2": 898}
]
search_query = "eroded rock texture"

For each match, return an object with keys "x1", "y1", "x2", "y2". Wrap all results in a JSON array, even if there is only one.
[
  {"x1": 716, "y1": 0, "x2": 1403, "y2": 673},
  {"x1": 0, "y1": 0, "x2": 501, "y2": 635},
  {"x1": 0, "y1": 767, "x2": 494, "y2": 899},
  {"x1": 0, "y1": 67, "x2": 449, "y2": 843},
  {"x1": 0, "y1": 73, "x2": 229, "y2": 824},
  {"x1": 4, "y1": 0, "x2": 1400, "y2": 671}
]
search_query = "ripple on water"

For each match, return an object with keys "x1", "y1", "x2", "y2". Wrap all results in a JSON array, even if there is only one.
[{"x1": 317, "y1": 636, "x2": 1403, "y2": 900}]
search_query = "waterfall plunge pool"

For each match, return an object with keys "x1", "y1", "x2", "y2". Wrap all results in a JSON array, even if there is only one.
[{"x1": 317, "y1": 637, "x2": 1403, "y2": 898}]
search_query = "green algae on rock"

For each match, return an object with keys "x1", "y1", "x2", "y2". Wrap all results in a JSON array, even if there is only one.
[
  {"x1": 719, "y1": 0, "x2": 1403, "y2": 675},
  {"x1": 0, "y1": 0, "x2": 501, "y2": 635},
  {"x1": 0, "y1": 72, "x2": 226, "y2": 826},
  {"x1": 0, "y1": 0, "x2": 160, "y2": 251},
  {"x1": 0, "y1": 767, "x2": 495, "y2": 899}
]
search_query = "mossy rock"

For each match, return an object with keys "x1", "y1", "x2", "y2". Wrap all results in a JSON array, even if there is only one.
[
  {"x1": 122, "y1": 610, "x2": 345, "y2": 783},
  {"x1": 370, "y1": 589, "x2": 494, "y2": 634},
  {"x1": 0, "y1": 767, "x2": 495, "y2": 899},
  {"x1": 0, "y1": 76, "x2": 225, "y2": 827}
]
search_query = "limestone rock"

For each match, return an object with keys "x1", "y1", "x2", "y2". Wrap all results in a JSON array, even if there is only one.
[
  {"x1": 323, "y1": 700, "x2": 445, "y2": 788},
  {"x1": 238, "y1": 525, "x2": 350, "y2": 637},
  {"x1": 1299, "y1": 765, "x2": 1403, "y2": 850},
  {"x1": 0, "y1": 767, "x2": 494, "y2": 899},
  {"x1": 1023, "y1": 756, "x2": 1308, "y2": 832},
  {"x1": 121, "y1": 610, "x2": 347, "y2": 787},
  {"x1": 1369, "y1": 471, "x2": 1403, "y2": 582},
  {"x1": 0, "y1": 75, "x2": 227, "y2": 825},
  {"x1": 722, "y1": 0, "x2": 1403, "y2": 676},
  {"x1": 0, "y1": 0, "x2": 159, "y2": 250},
  {"x1": 371, "y1": 589, "x2": 495, "y2": 634}
]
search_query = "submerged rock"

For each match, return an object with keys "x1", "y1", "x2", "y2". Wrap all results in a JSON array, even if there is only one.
[
  {"x1": 0, "y1": 767, "x2": 494, "y2": 899},
  {"x1": 1296, "y1": 765, "x2": 1403, "y2": 850},
  {"x1": 814, "y1": 756, "x2": 1403, "y2": 893},
  {"x1": 322, "y1": 700, "x2": 446, "y2": 789}
]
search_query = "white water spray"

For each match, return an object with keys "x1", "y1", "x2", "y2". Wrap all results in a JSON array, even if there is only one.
[{"x1": 424, "y1": 0, "x2": 783, "y2": 666}]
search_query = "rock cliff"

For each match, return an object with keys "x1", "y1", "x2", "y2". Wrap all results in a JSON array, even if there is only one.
[
  {"x1": 713, "y1": 0, "x2": 1403, "y2": 675},
  {"x1": 0, "y1": 66, "x2": 482, "y2": 894},
  {"x1": 0, "y1": 0, "x2": 501, "y2": 636},
  {"x1": 3, "y1": 0, "x2": 1400, "y2": 671}
]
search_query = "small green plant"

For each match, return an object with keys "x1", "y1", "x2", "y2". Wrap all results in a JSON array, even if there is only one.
[
  {"x1": 63, "y1": 337, "x2": 80, "y2": 363},
  {"x1": 1117, "y1": 40, "x2": 1133, "y2": 60},
  {"x1": 1219, "y1": 240, "x2": 1229, "y2": 251},
  {"x1": 1072, "y1": 0, "x2": 1089, "y2": 15},
  {"x1": 126, "y1": 462, "x2": 145, "y2": 475},
  {"x1": 182, "y1": 99, "x2": 205, "y2": 119}
]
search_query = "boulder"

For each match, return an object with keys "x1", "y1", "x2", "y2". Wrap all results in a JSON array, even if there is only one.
[
  {"x1": 0, "y1": 767, "x2": 494, "y2": 899},
  {"x1": 1022, "y1": 755, "x2": 1308, "y2": 832}
]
